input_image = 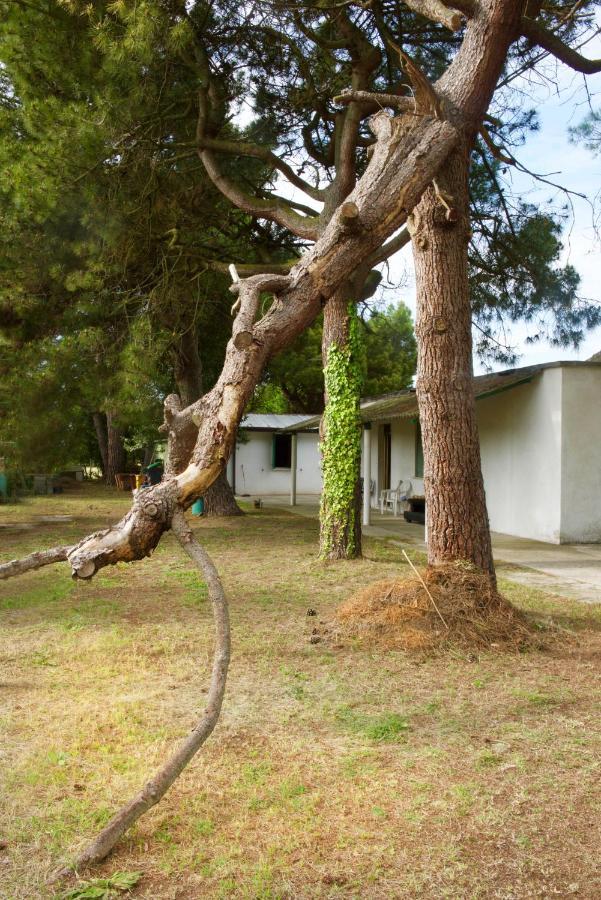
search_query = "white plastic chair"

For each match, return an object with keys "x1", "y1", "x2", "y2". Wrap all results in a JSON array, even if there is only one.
[{"x1": 379, "y1": 479, "x2": 412, "y2": 516}]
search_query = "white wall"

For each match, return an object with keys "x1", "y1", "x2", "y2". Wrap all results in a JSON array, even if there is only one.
[
  {"x1": 560, "y1": 366, "x2": 601, "y2": 542},
  {"x1": 477, "y1": 369, "x2": 563, "y2": 542},
  {"x1": 233, "y1": 432, "x2": 322, "y2": 495},
  {"x1": 232, "y1": 366, "x2": 601, "y2": 543}
]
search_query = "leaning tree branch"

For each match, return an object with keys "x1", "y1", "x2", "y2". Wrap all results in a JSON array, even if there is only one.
[
  {"x1": 521, "y1": 16, "x2": 601, "y2": 73},
  {"x1": 21, "y1": 0, "x2": 523, "y2": 584},
  {"x1": 59, "y1": 110, "x2": 458, "y2": 582},
  {"x1": 0, "y1": 545, "x2": 71, "y2": 580},
  {"x1": 54, "y1": 509, "x2": 230, "y2": 876}
]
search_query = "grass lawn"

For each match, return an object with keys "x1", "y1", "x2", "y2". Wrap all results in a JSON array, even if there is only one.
[{"x1": 1, "y1": 485, "x2": 601, "y2": 899}]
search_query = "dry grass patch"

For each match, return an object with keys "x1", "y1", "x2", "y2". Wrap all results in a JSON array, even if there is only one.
[
  {"x1": 2, "y1": 486, "x2": 601, "y2": 898},
  {"x1": 331, "y1": 562, "x2": 540, "y2": 652}
]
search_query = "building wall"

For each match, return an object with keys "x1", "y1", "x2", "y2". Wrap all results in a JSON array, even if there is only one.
[
  {"x1": 232, "y1": 432, "x2": 322, "y2": 495},
  {"x1": 372, "y1": 366, "x2": 601, "y2": 543},
  {"x1": 560, "y1": 366, "x2": 601, "y2": 542},
  {"x1": 477, "y1": 369, "x2": 563, "y2": 543}
]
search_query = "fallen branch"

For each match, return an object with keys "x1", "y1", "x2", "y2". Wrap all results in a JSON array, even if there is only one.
[
  {"x1": 0, "y1": 545, "x2": 71, "y2": 580},
  {"x1": 54, "y1": 507, "x2": 230, "y2": 877}
]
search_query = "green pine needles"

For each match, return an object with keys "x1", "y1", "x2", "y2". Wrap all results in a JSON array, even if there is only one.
[{"x1": 319, "y1": 304, "x2": 363, "y2": 559}]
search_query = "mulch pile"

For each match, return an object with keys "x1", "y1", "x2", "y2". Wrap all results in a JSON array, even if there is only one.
[{"x1": 327, "y1": 562, "x2": 542, "y2": 652}]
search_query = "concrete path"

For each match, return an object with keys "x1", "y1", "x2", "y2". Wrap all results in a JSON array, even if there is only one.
[{"x1": 256, "y1": 494, "x2": 601, "y2": 604}]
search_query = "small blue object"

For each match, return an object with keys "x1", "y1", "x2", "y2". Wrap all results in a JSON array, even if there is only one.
[
  {"x1": 191, "y1": 498, "x2": 204, "y2": 516},
  {"x1": 0, "y1": 473, "x2": 7, "y2": 500}
]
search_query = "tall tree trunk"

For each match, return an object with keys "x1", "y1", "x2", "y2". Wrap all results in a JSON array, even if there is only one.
[
  {"x1": 174, "y1": 328, "x2": 203, "y2": 408},
  {"x1": 319, "y1": 290, "x2": 362, "y2": 559},
  {"x1": 92, "y1": 412, "x2": 108, "y2": 478},
  {"x1": 174, "y1": 329, "x2": 243, "y2": 517},
  {"x1": 202, "y1": 468, "x2": 243, "y2": 517},
  {"x1": 411, "y1": 140, "x2": 494, "y2": 577},
  {"x1": 142, "y1": 444, "x2": 154, "y2": 469},
  {"x1": 106, "y1": 410, "x2": 125, "y2": 488}
]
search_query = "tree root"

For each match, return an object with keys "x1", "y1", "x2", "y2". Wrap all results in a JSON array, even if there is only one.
[
  {"x1": 0, "y1": 545, "x2": 71, "y2": 580},
  {"x1": 52, "y1": 507, "x2": 230, "y2": 880}
]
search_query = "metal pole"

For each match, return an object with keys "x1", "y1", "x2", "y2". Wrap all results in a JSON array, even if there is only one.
[
  {"x1": 362, "y1": 423, "x2": 371, "y2": 526},
  {"x1": 290, "y1": 432, "x2": 297, "y2": 506}
]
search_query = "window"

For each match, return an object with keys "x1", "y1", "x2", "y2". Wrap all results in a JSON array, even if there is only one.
[
  {"x1": 415, "y1": 422, "x2": 424, "y2": 478},
  {"x1": 272, "y1": 433, "x2": 292, "y2": 469}
]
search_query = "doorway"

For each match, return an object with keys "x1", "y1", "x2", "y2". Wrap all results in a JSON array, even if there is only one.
[{"x1": 378, "y1": 424, "x2": 391, "y2": 495}]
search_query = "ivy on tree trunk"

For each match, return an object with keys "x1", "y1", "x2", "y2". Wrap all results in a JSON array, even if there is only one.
[{"x1": 319, "y1": 294, "x2": 363, "y2": 560}]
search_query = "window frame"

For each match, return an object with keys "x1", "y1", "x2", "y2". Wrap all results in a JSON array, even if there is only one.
[{"x1": 271, "y1": 432, "x2": 292, "y2": 470}]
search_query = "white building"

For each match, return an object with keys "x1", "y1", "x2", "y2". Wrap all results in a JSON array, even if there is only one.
[
  {"x1": 230, "y1": 414, "x2": 322, "y2": 499},
  {"x1": 242, "y1": 361, "x2": 601, "y2": 545},
  {"x1": 358, "y1": 361, "x2": 601, "y2": 544}
]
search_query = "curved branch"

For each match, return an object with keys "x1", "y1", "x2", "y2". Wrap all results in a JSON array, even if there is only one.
[
  {"x1": 292, "y1": 11, "x2": 348, "y2": 50},
  {"x1": 199, "y1": 148, "x2": 321, "y2": 241},
  {"x1": 0, "y1": 545, "x2": 70, "y2": 580},
  {"x1": 54, "y1": 508, "x2": 230, "y2": 876},
  {"x1": 521, "y1": 17, "x2": 601, "y2": 73},
  {"x1": 199, "y1": 136, "x2": 326, "y2": 202}
]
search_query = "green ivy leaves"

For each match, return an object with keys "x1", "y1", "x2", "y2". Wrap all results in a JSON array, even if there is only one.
[{"x1": 319, "y1": 304, "x2": 363, "y2": 558}]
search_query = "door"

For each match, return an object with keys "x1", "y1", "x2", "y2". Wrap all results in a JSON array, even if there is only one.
[{"x1": 378, "y1": 424, "x2": 391, "y2": 495}]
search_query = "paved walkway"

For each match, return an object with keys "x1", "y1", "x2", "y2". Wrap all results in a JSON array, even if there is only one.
[{"x1": 256, "y1": 494, "x2": 601, "y2": 604}]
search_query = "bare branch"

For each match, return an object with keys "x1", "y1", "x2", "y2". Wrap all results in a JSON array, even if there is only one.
[
  {"x1": 479, "y1": 123, "x2": 513, "y2": 164},
  {"x1": 199, "y1": 148, "x2": 321, "y2": 241},
  {"x1": 365, "y1": 225, "x2": 411, "y2": 267},
  {"x1": 54, "y1": 509, "x2": 230, "y2": 876},
  {"x1": 0, "y1": 545, "x2": 70, "y2": 580},
  {"x1": 333, "y1": 89, "x2": 414, "y2": 112},
  {"x1": 402, "y1": 0, "x2": 465, "y2": 31},
  {"x1": 208, "y1": 260, "x2": 293, "y2": 277},
  {"x1": 521, "y1": 17, "x2": 601, "y2": 73},
  {"x1": 227, "y1": 273, "x2": 292, "y2": 347},
  {"x1": 199, "y1": 136, "x2": 326, "y2": 202}
]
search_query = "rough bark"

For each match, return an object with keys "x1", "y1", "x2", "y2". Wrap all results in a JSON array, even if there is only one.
[
  {"x1": 203, "y1": 468, "x2": 243, "y2": 517},
  {"x1": 408, "y1": 0, "x2": 525, "y2": 578},
  {"x1": 105, "y1": 410, "x2": 125, "y2": 487},
  {"x1": 173, "y1": 332, "x2": 243, "y2": 517},
  {"x1": 319, "y1": 290, "x2": 363, "y2": 559},
  {"x1": 92, "y1": 412, "x2": 108, "y2": 477},
  {"x1": 412, "y1": 141, "x2": 495, "y2": 576},
  {"x1": 0, "y1": 545, "x2": 71, "y2": 580},
  {"x1": 55, "y1": 509, "x2": 230, "y2": 875}
]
